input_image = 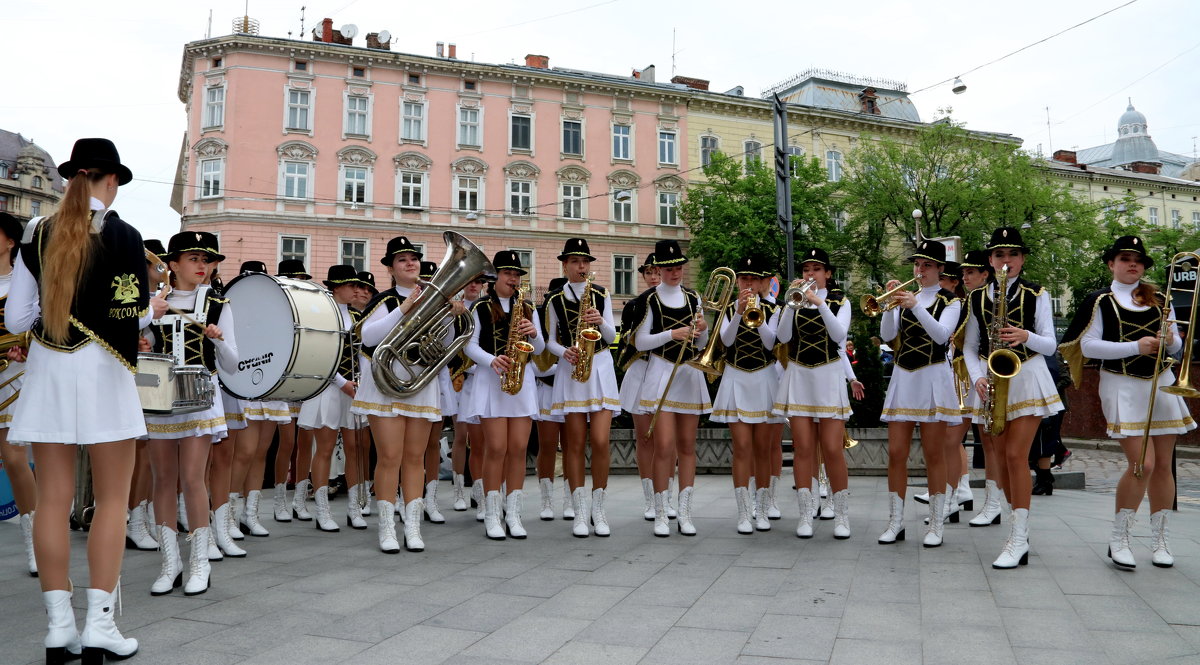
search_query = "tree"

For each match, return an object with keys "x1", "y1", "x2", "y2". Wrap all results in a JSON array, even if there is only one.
[{"x1": 680, "y1": 152, "x2": 842, "y2": 279}]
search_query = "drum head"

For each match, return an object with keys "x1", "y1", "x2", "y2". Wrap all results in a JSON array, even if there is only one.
[{"x1": 219, "y1": 273, "x2": 300, "y2": 400}]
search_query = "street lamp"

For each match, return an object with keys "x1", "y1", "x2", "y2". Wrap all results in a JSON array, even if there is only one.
[{"x1": 951, "y1": 77, "x2": 967, "y2": 95}]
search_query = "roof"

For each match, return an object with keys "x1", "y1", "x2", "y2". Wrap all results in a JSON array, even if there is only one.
[
  {"x1": 762, "y1": 69, "x2": 920, "y2": 123},
  {"x1": 1075, "y1": 142, "x2": 1192, "y2": 178},
  {"x1": 0, "y1": 129, "x2": 64, "y2": 193},
  {"x1": 1043, "y1": 158, "x2": 1200, "y2": 188}
]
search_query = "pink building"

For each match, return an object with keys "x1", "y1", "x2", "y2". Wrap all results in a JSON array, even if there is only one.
[{"x1": 175, "y1": 20, "x2": 692, "y2": 298}]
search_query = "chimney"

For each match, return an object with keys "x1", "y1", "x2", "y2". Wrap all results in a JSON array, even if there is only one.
[
  {"x1": 436, "y1": 41, "x2": 445, "y2": 57},
  {"x1": 670, "y1": 75, "x2": 709, "y2": 91},
  {"x1": 366, "y1": 33, "x2": 390, "y2": 50},
  {"x1": 320, "y1": 18, "x2": 333, "y2": 43},
  {"x1": 525, "y1": 54, "x2": 549, "y2": 69},
  {"x1": 1128, "y1": 161, "x2": 1162, "y2": 175},
  {"x1": 1052, "y1": 150, "x2": 1077, "y2": 164},
  {"x1": 448, "y1": 43, "x2": 457, "y2": 59}
]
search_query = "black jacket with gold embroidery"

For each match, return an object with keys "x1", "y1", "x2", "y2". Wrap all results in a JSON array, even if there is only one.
[
  {"x1": 966, "y1": 277, "x2": 1042, "y2": 362},
  {"x1": 1059, "y1": 286, "x2": 1164, "y2": 384},
  {"x1": 149, "y1": 288, "x2": 226, "y2": 373},
  {"x1": 891, "y1": 289, "x2": 958, "y2": 371}
]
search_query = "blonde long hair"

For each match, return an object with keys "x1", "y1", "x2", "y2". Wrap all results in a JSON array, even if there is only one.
[{"x1": 42, "y1": 170, "x2": 104, "y2": 343}]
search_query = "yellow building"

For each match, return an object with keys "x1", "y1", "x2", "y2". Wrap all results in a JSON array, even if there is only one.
[{"x1": 0, "y1": 130, "x2": 64, "y2": 222}]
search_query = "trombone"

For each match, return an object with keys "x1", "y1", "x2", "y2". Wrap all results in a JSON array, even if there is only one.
[
  {"x1": 860, "y1": 277, "x2": 918, "y2": 317},
  {"x1": 1134, "y1": 251, "x2": 1200, "y2": 478}
]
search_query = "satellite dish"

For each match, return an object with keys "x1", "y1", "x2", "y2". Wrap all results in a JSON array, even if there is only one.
[
  {"x1": 340, "y1": 24, "x2": 358, "y2": 38},
  {"x1": 377, "y1": 29, "x2": 391, "y2": 43}
]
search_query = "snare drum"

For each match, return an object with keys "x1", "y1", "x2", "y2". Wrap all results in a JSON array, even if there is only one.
[
  {"x1": 218, "y1": 273, "x2": 344, "y2": 401},
  {"x1": 136, "y1": 353, "x2": 215, "y2": 415}
]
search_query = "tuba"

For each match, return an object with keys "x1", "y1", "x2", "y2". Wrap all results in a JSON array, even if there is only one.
[
  {"x1": 982, "y1": 265, "x2": 1021, "y2": 435},
  {"x1": 372, "y1": 231, "x2": 495, "y2": 399},
  {"x1": 571, "y1": 273, "x2": 603, "y2": 382},
  {"x1": 501, "y1": 281, "x2": 535, "y2": 395}
]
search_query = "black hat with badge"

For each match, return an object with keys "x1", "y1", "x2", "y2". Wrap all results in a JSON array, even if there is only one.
[
  {"x1": 557, "y1": 237, "x2": 596, "y2": 262},
  {"x1": 165, "y1": 231, "x2": 225, "y2": 263},
  {"x1": 960, "y1": 249, "x2": 993, "y2": 274},
  {"x1": 985, "y1": 226, "x2": 1030, "y2": 254},
  {"x1": 491, "y1": 250, "x2": 528, "y2": 275},
  {"x1": 358, "y1": 271, "x2": 377, "y2": 291},
  {"x1": 735, "y1": 254, "x2": 772, "y2": 277},
  {"x1": 909, "y1": 239, "x2": 947, "y2": 265},
  {"x1": 142, "y1": 238, "x2": 166, "y2": 258},
  {"x1": 638, "y1": 253, "x2": 656, "y2": 274},
  {"x1": 940, "y1": 261, "x2": 962, "y2": 281},
  {"x1": 798, "y1": 247, "x2": 833, "y2": 269},
  {"x1": 239, "y1": 260, "x2": 268, "y2": 275},
  {"x1": 324, "y1": 264, "x2": 366, "y2": 289},
  {"x1": 419, "y1": 261, "x2": 438, "y2": 280},
  {"x1": 57, "y1": 138, "x2": 133, "y2": 186},
  {"x1": 1102, "y1": 235, "x2": 1154, "y2": 269},
  {"x1": 277, "y1": 259, "x2": 312, "y2": 280},
  {"x1": 380, "y1": 236, "x2": 423, "y2": 266},
  {"x1": 651, "y1": 240, "x2": 687, "y2": 266}
]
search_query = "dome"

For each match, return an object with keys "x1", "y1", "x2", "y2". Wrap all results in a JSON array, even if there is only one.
[{"x1": 1118, "y1": 101, "x2": 1146, "y2": 130}]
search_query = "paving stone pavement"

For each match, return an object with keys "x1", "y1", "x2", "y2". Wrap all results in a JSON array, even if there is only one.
[
  {"x1": 2, "y1": 474, "x2": 1198, "y2": 665},
  {"x1": 1062, "y1": 447, "x2": 1200, "y2": 504}
]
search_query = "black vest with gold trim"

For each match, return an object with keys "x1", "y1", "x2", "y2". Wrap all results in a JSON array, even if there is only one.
[
  {"x1": 1098, "y1": 290, "x2": 1162, "y2": 379},
  {"x1": 723, "y1": 299, "x2": 778, "y2": 372},
  {"x1": 150, "y1": 288, "x2": 226, "y2": 373},
  {"x1": 473, "y1": 294, "x2": 532, "y2": 358},
  {"x1": 616, "y1": 287, "x2": 655, "y2": 369},
  {"x1": 893, "y1": 289, "x2": 957, "y2": 371},
  {"x1": 549, "y1": 281, "x2": 610, "y2": 353},
  {"x1": 786, "y1": 297, "x2": 845, "y2": 368},
  {"x1": 969, "y1": 277, "x2": 1042, "y2": 361},
  {"x1": 646, "y1": 289, "x2": 700, "y2": 364},
  {"x1": 359, "y1": 288, "x2": 404, "y2": 360},
  {"x1": 335, "y1": 306, "x2": 360, "y2": 382}
]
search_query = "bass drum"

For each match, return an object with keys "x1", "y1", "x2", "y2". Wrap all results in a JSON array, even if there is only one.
[{"x1": 219, "y1": 273, "x2": 344, "y2": 401}]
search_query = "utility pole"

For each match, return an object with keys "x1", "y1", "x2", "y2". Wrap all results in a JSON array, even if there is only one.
[{"x1": 773, "y1": 93, "x2": 794, "y2": 283}]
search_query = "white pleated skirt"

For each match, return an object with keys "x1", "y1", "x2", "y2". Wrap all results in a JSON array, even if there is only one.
[
  {"x1": 438, "y1": 367, "x2": 458, "y2": 418},
  {"x1": 550, "y1": 350, "x2": 621, "y2": 415},
  {"x1": 351, "y1": 356, "x2": 441, "y2": 422},
  {"x1": 456, "y1": 372, "x2": 480, "y2": 425},
  {"x1": 881, "y1": 362, "x2": 962, "y2": 424},
  {"x1": 773, "y1": 360, "x2": 852, "y2": 420},
  {"x1": 299, "y1": 382, "x2": 361, "y2": 430},
  {"x1": 459, "y1": 363, "x2": 538, "y2": 420},
  {"x1": 0, "y1": 360, "x2": 25, "y2": 429},
  {"x1": 145, "y1": 374, "x2": 227, "y2": 441},
  {"x1": 634, "y1": 355, "x2": 712, "y2": 416},
  {"x1": 11, "y1": 341, "x2": 147, "y2": 445},
  {"x1": 245, "y1": 400, "x2": 292, "y2": 423},
  {"x1": 619, "y1": 357, "x2": 647, "y2": 414},
  {"x1": 535, "y1": 379, "x2": 563, "y2": 423},
  {"x1": 970, "y1": 354, "x2": 1064, "y2": 424},
  {"x1": 712, "y1": 365, "x2": 778, "y2": 423},
  {"x1": 1099, "y1": 369, "x2": 1197, "y2": 439},
  {"x1": 220, "y1": 389, "x2": 248, "y2": 432}
]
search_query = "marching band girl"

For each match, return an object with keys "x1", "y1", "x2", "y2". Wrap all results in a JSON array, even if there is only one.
[
  {"x1": 962, "y1": 227, "x2": 1063, "y2": 568},
  {"x1": 9, "y1": 138, "x2": 152, "y2": 662},
  {"x1": 463, "y1": 251, "x2": 544, "y2": 540},
  {"x1": 534, "y1": 277, "x2": 566, "y2": 520},
  {"x1": 421, "y1": 260, "x2": 450, "y2": 524},
  {"x1": 937, "y1": 260, "x2": 975, "y2": 521},
  {"x1": 711, "y1": 255, "x2": 779, "y2": 534},
  {"x1": 144, "y1": 231, "x2": 238, "y2": 596},
  {"x1": 773, "y1": 248, "x2": 851, "y2": 540},
  {"x1": 269, "y1": 260, "x2": 315, "y2": 523},
  {"x1": 617, "y1": 253, "x2": 666, "y2": 521},
  {"x1": 1060, "y1": 236, "x2": 1195, "y2": 568},
  {"x1": 546, "y1": 239, "x2": 621, "y2": 537},
  {"x1": 633, "y1": 240, "x2": 710, "y2": 537},
  {"x1": 299, "y1": 265, "x2": 367, "y2": 532},
  {"x1": 875, "y1": 241, "x2": 962, "y2": 547},
  {"x1": 449, "y1": 275, "x2": 487, "y2": 512}
]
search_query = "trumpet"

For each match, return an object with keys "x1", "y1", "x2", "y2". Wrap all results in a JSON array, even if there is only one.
[
  {"x1": 784, "y1": 278, "x2": 818, "y2": 309},
  {"x1": 860, "y1": 277, "x2": 918, "y2": 317},
  {"x1": 744, "y1": 293, "x2": 764, "y2": 328}
]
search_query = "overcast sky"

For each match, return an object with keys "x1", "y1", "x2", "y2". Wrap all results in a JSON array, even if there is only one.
[{"x1": 4, "y1": 0, "x2": 1197, "y2": 243}]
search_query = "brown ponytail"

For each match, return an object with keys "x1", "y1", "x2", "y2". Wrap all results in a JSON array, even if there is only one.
[
  {"x1": 42, "y1": 170, "x2": 103, "y2": 343},
  {"x1": 1132, "y1": 281, "x2": 1160, "y2": 308}
]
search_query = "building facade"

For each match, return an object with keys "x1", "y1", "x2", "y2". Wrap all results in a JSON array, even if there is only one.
[
  {"x1": 0, "y1": 130, "x2": 64, "y2": 222},
  {"x1": 176, "y1": 22, "x2": 692, "y2": 298}
]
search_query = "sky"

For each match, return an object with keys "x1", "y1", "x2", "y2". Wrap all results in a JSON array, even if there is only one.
[{"x1": 3, "y1": 0, "x2": 1198, "y2": 243}]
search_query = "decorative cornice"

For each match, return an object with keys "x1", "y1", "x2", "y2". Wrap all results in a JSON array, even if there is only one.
[
  {"x1": 503, "y1": 160, "x2": 540, "y2": 178},
  {"x1": 193, "y1": 137, "x2": 228, "y2": 157},
  {"x1": 607, "y1": 169, "x2": 639, "y2": 187},
  {"x1": 394, "y1": 151, "x2": 433, "y2": 171},
  {"x1": 337, "y1": 146, "x2": 377, "y2": 165},
  {"x1": 277, "y1": 140, "x2": 317, "y2": 160},
  {"x1": 556, "y1": 165, "x2": 590, "y2": 183},
  {"x1": 450, "y1": 156, "x2": 488, "y2": 175}
]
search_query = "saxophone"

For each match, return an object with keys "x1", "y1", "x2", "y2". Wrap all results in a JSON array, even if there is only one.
[
  {"x1": 983, "y1": 265, "x2": 1022, "y2": 435},
  {"x1": 500, "y1": 282, "x2": 535, "y2": 395},
  {"x1": 571, "y1": 273, "x2": 603, "y2": 383}
]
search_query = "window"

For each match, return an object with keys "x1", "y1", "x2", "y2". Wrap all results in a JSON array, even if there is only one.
[
  {"x1": 612, "y1": 125, "x2": 631, "y2": 160},
  {"x1": 511, "y1": 115, "x2": 532, "y2": 151},
  {"x1": 200, "y1": 158, "x2": 223, "y2": 198},
  {"x1": 1149, "y1": 207, "x2": 1159, "y2": 225},
  {"x1": 212, "y1": 58, "x2": 222, "y2": 68},
  {"x1": 30, "y1": 200, "x2": 40, "y2": 216},
  {"x1": 352, "y1": 67, "x2": 365, "y2": 78},
  {"x1": 787, "y1": 146, "x2": 805, "y2": 177},
  {"x1": 613, "y1": 191, "x2": 633, "y2": 223},
  {"x1": 287, "y1": 89, "x2": 311, "y2": 130},
  {"x1": 0, "y1": 164, "x2": 7, "y2": 179},
  {"x1": 283, "y1": 161, "x2": 310, "y2": 199},
  {"x1": 342, "y1": 166, "x2": 367, "y2": 203},
  {"x1": 294, "y1": 61, "x2": 307, "y2": 71},
  {"x1": 826, "y1": 150, "x2": 843, "y2": 182},
  {"x1": 744, "y1": 140, "x2": 762, "y2": 170},
  {"x1": 464, "y1": 80, "x2": 476, "y2": 91},
  {"x1": 458, "y1": 108, "x2": 480, "y2": 147},
  {"x1": 513, "y1": 250, "x2": 534, "y2": 286},
  {"x1": 456, "y1": 176, "x2": 480, "y2": 211},
  {"x1": 204, "y1": 86, "x2": 225, "y2": 128},
  {"x1": 399, "y1": 172, "x2": 425, "y2": 209},
  {"x1": 1171, "y1": 209, "x2": 1182, "y2": 229},
  {"x1": 509, "y1": 180, "x2": 532, "y2": 215},
  {"x1": 345, "y1": 95, "x2": 369, "y2": 136},
  {"x1": 613, "y1": 254, "x2": 634, "y2": 296},
  {"x1": 563, "y1": 120, "x2": 582, "y2": 155},
  {"x1": 32, "y1": 176, "x2": 42, "y2": 189},
  {"x1": 831, "y1": 210, "x2": 847, "y2": 232},
  {"x1": 0, "y1": 195, "x2": 7, "y2": 212},
  {"x1": 1051, "y1": 295, "x2": 1065, "y2": 317},
  {"x1": 658, "y1": 131, "x2": 677, "y2": 165},
  {"x1": 658, "y1": 192, "x2": 679, "y2": 226},
  {"x1": 341, "y1": 240, "x2": 367, "y2": 271},
  {"x1": 408, "y1": 73, "x2": 421, "y2": 85},
  {"x1": 1193, "y1": 211, "x2": 1200, "y2": 229},
  {"x1": 700, "y1": 136, "x2": 719, "y2": 167},
  {"x1": 561, "y1": 184, "x2": 583, "y2": 219},
  {"x1": 402, "y1": 102, "x2": 425, "y2": 141},
  {"x1": 280, "y1": 235, "x2": 308, "y2": 264}
]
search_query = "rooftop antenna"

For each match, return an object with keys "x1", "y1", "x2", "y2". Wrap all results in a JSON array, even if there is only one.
[
  {"x1": 206, "y1": 9, "x2": 212, "y2": 39},
  {"x1": 1045, "y1": 106, "x2": 1053, "y2": 153},
  {"x1": 300, "y1": 5, "x2": 306, "y2": 38},
  {"x1": 671, "y1": 28, "x2": 683, "y2": 77}
]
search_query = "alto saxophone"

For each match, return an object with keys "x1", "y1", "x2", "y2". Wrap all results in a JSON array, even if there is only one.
[
  {"x1": 983, "y1": 265, "x2": 1021, "y2": 435},
  {"x1": 500, "y1": 282, "x2": 535, "y2": 395},
  {"x1": 571, "y1": 273, "x2": 602, "y2": 383}
]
